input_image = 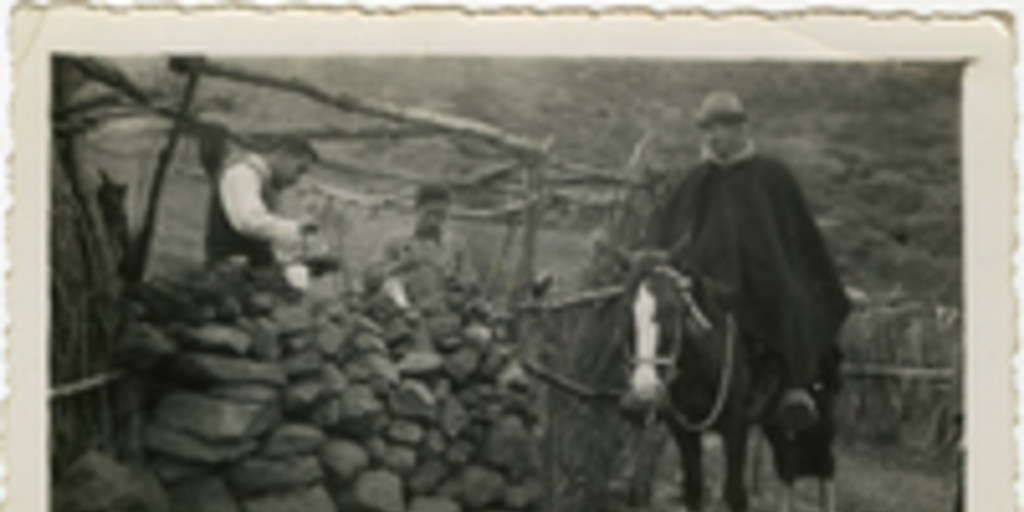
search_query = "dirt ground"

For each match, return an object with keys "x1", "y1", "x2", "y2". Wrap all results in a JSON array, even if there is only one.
[{"x1": 636, "y1": 435, "x2": 959, "y2": 512}]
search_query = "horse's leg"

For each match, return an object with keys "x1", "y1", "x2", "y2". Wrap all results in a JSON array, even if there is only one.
[
  {"x1": 668, "y1": 422, "x2": 704, "y2": 511},
  {"x1": 779, "y1": 485, "x2": 795, "y2": 512},
  {"x1": 722, "y1": 420, "x2": 750, "y2": 512},
  {"x1": 748, "y1": 428, "x2": 763, "y2": 498},
  {"x1": 820, "y1": 478, "x2": 837, "y2": 512}
]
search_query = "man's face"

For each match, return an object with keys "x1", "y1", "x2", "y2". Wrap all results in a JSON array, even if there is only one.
[
  {"x1": 416, "y1": 200, "x2": 450, "y2": 237},
  {"x1": 701, "y1": 120, "x2": 747, "y2": 159},
  {"x1": 269, "y1": 153, "x2": 312, "y2": 189}
]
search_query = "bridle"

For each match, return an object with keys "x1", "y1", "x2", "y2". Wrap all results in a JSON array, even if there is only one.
[{"x1": 628, "y1": 264, "x2": 738, "y2": 432}]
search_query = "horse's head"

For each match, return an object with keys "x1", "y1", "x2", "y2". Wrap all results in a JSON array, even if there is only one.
[{"x1": 598, "y1": 242, "x2": 715, "y2": 423}]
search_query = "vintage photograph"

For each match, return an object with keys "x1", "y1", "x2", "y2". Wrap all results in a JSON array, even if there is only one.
[{"x1": 47, "y1": 53, "x2": 967, "y2": 512}]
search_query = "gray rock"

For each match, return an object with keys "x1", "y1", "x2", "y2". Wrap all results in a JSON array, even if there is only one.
[
  {"x1": 438, "y1": 396, "x2": 469, "y2": 439},
  {"x1": 116, "y1": 323, "x2": 177, "y2": 372},
  {"x1": 316, "y1": 322, "x2": 349, "y2": 357},
  {"x1": 408, "y1": 458, "x2": 448, "y2": 495},
  {"x1": 282, "y1": 348, "x2": 323, "y2": 377},
  {"x1": 150, "y1": 456, "x2": 213, "y2": 485},
  {"x1": 144, "y1": 423, "x2": 257, "y2": 464},
  {"x1": 434, "y1": 477, "x2": 463, "y2": 501},
  {"x1": 383, "y1": 317, "x2": 413, "y2": 345},
  {"x1": 322, "y1": 364, "x2": 349, "y2": 398},
  {"x1": 282, "y1": 331, "x2": 316, "y2": 354},
  {"x1": 421, "y1": 429, "x2": 447, "y2": 457},
  {"x1": 346, "y1": 353, "x2": 399, "y2": 387},
  {"x1": 167, "y1": 476, "x2": 237, "y2": 512},
  {"x1": 238, "y1": 318, "x2": 281, "y2": 362},
  {"x1": 227, "y1": 456, "x2": 323, "y2": 497},
  {"x1": 425, "y1": 314, "x2": 461, "y2": 340},
  {"x1": 386, "y1": 420, "x2": 424, "y2": 446},
  {"x1": 353, "y1": 314, "x2": 385, "y2": 336},
  {"x1": 367, "y1": 438, "x2": 389, "y2": 466},
  {"x1": 496, "y1": 362, "x2": 530, "y2": 394},
  {"x1": 435, "y1": 336, "x2": 462, "y2": 352},
  {"x1": 408, "y1": 497, "x2": 461, "y2": 512},
  {"x1": 319, "y1": 440, "x2": 370, "y2": 484},
  {"x1": 284, "y1": 378, "x2": 325, "y2": 413},
  {"x1": 350, "y1": 470, "x2": 405, "y2": 512},
  {"x1": 261, "y1": 424, "x2": 327, "y2": 458},
  {"x1": 170, "y1": 353, "x2": 286, "y2": 387},
  {"x1": 338, "y1": 385, "x2": 386, "y2": 439},
  {"x1": 54, "y1": 451, "x2": 170, "y2": 512},
  {"x1": 381, "y1": 445, "x2": 417, "y2": 476},
  {"x1": 318, "y1": 300, "x2": 350, "y2": 323},
  {"x1": 389, "y1": 380, "x2": 436, "y2": 422},
  {"x1": 273, "y1": 303, "x2": 315, "y2": 336},
  {"x1": 503, "y1": 479, "x2": 543, "y2": 510},
  {"x1": 242, "y1": 485, "x2": 336, "y2": 512},
  {"x1": 178, "y1": 324, "x2": 252, "y2": 356},
  {"x1": 445, "y1": 440, "x2": 474, "y2": 467},
  {"x1": 444, "y1": 347, "x2": 480, "y2": 383},
  {"x1": 310, "y1": 397, "x2": 342, "y2": 429},
  {"x1": 351, "y1": 332, "x2": 388, "y2": 354},
  {"x1": 481, "y1": 415, "x2": 539, "y2": 482},
  {"x1": 462, "y1": 324, "x2": 494, "y2": 346},
  {"x1": 459, "y1": 466, "x2": 506, "y2": 509},
  {"x1": 154, "y1": 392, "x2": 279, "y2": 441},
  {"x1": 207, "y1": 384, "x2": 280, "y2": 404},
  {"x1": 397, "y1": 351, "x2": 445, "y2": 377},
  {"x1": 478, "y1": 345, "x2": 510, "y2": 380},
  {"x1": 432, "y1": 378, "x2": 452, "y2": 400},
  {"x1": 243, "y1": 292, "x2": 276, "y2": 317}
]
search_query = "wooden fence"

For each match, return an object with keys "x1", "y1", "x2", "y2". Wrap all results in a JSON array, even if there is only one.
[{"x1": 51, "y1": 65, "x2": 145, "y2": 475}]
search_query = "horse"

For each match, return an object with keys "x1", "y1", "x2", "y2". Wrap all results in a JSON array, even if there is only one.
[{"x1": 606, "y1": 245, "x2": 839, "y2": 512}]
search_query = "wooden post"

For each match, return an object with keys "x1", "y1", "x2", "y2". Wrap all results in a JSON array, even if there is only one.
[
  {"x1": 515, "y1": 156, "x2": 545, "y2": 306},
  {"x1": 122, "y1": 60, "x2": 202, "y2": 282}
]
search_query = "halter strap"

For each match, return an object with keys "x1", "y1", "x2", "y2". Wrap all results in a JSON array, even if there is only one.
[
  {"x1": 631, "y1": 356, "x2": 677, "y2": 367},
  {"x1": 627, "y1": 265, "x2": 738, "y2": 433}
]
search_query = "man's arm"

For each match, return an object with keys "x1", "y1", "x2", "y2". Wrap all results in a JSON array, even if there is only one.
[{"x1": 220, "y1": 162, "x2": 303, "y2": 246}]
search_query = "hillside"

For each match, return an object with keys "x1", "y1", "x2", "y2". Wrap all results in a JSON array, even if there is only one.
[{"x1": 87, "y1": 57, "x2": 963, "y2": 305}]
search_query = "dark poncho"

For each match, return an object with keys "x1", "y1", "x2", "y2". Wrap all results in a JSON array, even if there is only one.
[{"x1": 648, "y1": 154, "x2": 851, "y2": 386}]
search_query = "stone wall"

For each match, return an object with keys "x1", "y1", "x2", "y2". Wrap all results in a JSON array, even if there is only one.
[{"x1": 112, "y1": 268, "x2": 542, "y2": 512}]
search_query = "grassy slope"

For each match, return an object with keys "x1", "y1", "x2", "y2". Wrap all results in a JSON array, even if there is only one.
[{"x1": 96, "y1": 57, "x2": 961, "y2": 305}]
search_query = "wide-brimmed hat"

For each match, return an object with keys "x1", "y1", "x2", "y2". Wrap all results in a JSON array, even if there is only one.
[{"x1": 695, "y1": 91, "x2": 748, "y2": 128}]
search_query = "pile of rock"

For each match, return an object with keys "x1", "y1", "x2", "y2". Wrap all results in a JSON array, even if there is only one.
[{"x1": 121, "y1": 278, "x2": 543, "y2": 512}]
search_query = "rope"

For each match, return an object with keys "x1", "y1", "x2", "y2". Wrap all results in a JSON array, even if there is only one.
[
  {"x1": 664, "y1": 313, "x2": 737, "y2": 432},
  {"x1": 649, "y1": 263, "x2": 737, "y2": 433}
]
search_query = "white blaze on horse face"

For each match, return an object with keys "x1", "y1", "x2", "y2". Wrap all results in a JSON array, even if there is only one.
[{"x1": 631, "y1": 283, "x2": 662, "y2": 400}]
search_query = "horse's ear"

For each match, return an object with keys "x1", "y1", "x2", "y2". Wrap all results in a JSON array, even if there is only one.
[
  {"x1": 593, "y1": 237, "x2": 632, "y2": 270},
  {"x1": 98, "y1": 168, "x2": 112, "y2": 185}
]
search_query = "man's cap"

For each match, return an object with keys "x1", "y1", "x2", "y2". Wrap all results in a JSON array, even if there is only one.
[
  {"x1": 695, "y1": 91, "x2": 748, "y2": 128},
  {"x1": 415, "y1": 184, "x2": 452, "y2": 207},
  {"x1": 255, "y1": 135, "x2": 319, "y2": 162}
]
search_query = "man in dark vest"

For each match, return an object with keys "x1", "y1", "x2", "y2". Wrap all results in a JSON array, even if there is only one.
[
  {"x1": 648, "y1": 92, "x2": 851, "y2": 430},
  {"x1": 205, "y1": 136, "x2": 320, "y2": 277}
]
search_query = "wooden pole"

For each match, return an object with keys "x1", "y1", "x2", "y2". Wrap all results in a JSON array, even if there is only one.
[
  {"x1": 173, "y1": 58, "x2": 544, "y2": 156},
  {"x1": 122, "y1": 62, "x2": 202, "y2": 282},
  {"x1": 515, "y1": 152, "x2": 547, "y2": 305}
]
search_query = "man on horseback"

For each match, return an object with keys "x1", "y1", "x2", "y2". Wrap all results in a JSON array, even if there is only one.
[{"x1": 647, "y1": 91, "x2": 851, "y2": 430}]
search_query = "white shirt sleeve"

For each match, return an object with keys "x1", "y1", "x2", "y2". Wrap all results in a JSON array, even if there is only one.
[{"x1": 219, "y1": 162, "x2": 303, "y2": 246}]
